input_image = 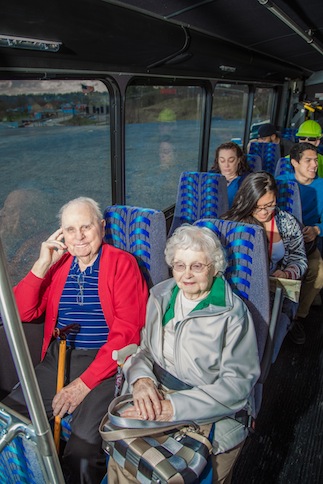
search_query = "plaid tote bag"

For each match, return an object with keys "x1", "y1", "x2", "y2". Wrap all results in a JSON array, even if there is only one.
[{"x1": 99, "y1": 394, "x2": 214, "y2": 484}]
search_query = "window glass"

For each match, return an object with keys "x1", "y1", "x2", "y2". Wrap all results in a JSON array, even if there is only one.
[
  {"x1": 208, "y1": 84, "x2": 248, "y2": 169},
  {"x1": 125, "y1": 85, "x2": 203, "y2": 209},
  {"x1": 250, "y1": 87, "x2": 275, "y2": 139},
  {"x1": 0, "y1": 80, "x2": 110, "y2": 285}
]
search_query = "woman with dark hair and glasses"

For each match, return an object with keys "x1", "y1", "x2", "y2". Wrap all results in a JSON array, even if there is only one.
[
  {"x1": 108, "y1": 224, "x2": 260, "y2": 484},
  {"x1": 222, "y1": 172, "x2": 307, "y2": 304}
]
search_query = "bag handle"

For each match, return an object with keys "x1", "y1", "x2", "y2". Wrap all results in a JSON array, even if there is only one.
[
  {"x1": 108, "y1": 393, "x2": 198, "y2": 429},
  {"x1": 99, "y1": 414, "x2": 197, "y2": 442},
  {"x1": 99, "y1": 393, "x2": 199, "y2": 442}
]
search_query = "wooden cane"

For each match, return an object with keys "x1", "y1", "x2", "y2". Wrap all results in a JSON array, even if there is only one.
[
  {"x1": 53, "y1": 323, "x2": 79, "y2": 454},
  {"x1": 54, "y1": 338, "x2": 67, "y2": 453}
]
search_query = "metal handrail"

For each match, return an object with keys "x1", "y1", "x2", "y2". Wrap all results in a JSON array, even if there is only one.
[{"x1": 0, "y1": 238, "x2": 64, "y2": 483}]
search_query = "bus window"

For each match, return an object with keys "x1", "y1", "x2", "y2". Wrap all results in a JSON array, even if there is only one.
[
  {"x1": 0, "y1": 80, "x2": 111, "y2": 285},
  {"x1": 125, "y1": 85, "x2": 203, "y2": 209},
  {"x1": 208, "y1": 83, "x2": 248, "y2": 168},
  {"x1": 250, "y1": 87, "x2": 275, "y2": 138}
]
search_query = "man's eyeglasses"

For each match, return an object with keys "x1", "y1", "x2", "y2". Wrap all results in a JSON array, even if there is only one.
[
  {"x1": 298, "y1": 136, "x2": 320, "y2": 142},
  {"x1": 171, "y1": 261, "x2": 212, "y2": 273},
  {"x1": 253, "y1": 204, "x2": 276, "y2": 214}
]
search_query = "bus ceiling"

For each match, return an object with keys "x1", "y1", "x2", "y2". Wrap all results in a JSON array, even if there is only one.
[{"x1": 1, "y1": 0, "x2": 323, "y2": 85}]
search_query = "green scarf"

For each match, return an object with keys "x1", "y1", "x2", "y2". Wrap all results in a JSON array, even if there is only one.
[{"x1": 162, "y1": 276, "x2": 226, "y2": 327}]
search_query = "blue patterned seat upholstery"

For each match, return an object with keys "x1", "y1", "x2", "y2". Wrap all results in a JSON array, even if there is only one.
[
  {"x1": 274, "y1": 156, "x2": 294, "y2": 177},
  {"x1": 246, "y1": 154, "x2": 262, "y2": 172},
  {"x1": 194, "y1": 218, "x2": 284, "y2": 414},
  {"x1": 168, "y1": 171, "x2": 229, "y2": 237},
  {"x1": 249, "y1": 142, "x2": 281, "y2": 175},
  {"x1": 0, "y1": 405, "x2": 51, "y2": 483},
  {"x1": 281, "y1": 127, "x2": 297, "y2": 143},
  {"x1": 276, "y1": 179, "x2": 302, "y2": 224},
  {"x1": 104, "y1": 205, "x2": 169, "y2": 288}
]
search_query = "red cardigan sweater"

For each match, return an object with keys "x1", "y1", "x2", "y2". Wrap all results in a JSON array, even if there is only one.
[{"x1": 14, "y1": 243, "x2": 148, "y2": 389}]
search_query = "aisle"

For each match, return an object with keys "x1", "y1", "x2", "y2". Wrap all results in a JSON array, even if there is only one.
[{"x1": 232, "y1": 305, "x2": 323, "y2": 483}]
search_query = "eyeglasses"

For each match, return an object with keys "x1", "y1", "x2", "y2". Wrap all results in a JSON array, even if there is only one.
[
  {"x1": 171, "y1": 261, "x2": 212, "y2": 273},
  {"x1": 74, "y1": 272, "x2": 85, "y2": 305},
  {"x1": 298, "y1": 136, "x2": 320, "y2": 142},
  {"x1": 253, "y1": 204, "x2": 276, "y2": 214}
]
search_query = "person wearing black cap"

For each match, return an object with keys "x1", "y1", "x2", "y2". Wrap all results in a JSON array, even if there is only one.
[{"x1": 257, "y1": 122, "x2": 294, "y2": 157}]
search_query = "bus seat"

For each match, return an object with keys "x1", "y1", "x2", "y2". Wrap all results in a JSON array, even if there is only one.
[
  {"x1": 274, "y1": 156, "x2": 294, "y2": 178},
  {"x1": 0, "y1": 404, "x2": 58, "y2": 483},
  {"x1": 168, "y1": 171, "x2": 229, "y2": 237},
  {"x1": 104, "y1": 205, "x2": 169, "y2": 288},
  {"x1": 249, "y1": 142, "x2": 280, "y2": 175},
  {"x1": 276, "y1": 179, "x2": 302, "y2": 224},
  {"x1": 194, "y1": 218, "x2": 284, "y2": 414},
  {"x1": 281, "y1": 128, "x2": 297, "y2": 143},
  {"x1": 246, "y1": 154, "x2": 262, "y2": 172}
]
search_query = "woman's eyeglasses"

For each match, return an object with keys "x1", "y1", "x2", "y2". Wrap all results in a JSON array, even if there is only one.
[
  {"x1": 298, "y1": 136, "x2": 319, "y2": 142},
  {"x1": 253, "y1": 204, "x2": 276, "y2": 214},
  {"x1": 171, "y1": 262, "x2": 212, "y2": 273}
]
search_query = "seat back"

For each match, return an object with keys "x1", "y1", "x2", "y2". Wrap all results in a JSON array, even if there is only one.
[
  {"x1": 274, "y1": 156, "x2": 294, "y2": 178},
  {"x1": 194, "y1": 218, "x2": 273, "y2": 415},
  {"x1": 246, "y1": 154, "x2": 262, "y2": 172},
  {"x1": 194, "y1": 218, "x2": 270, "y2": 363},
  {"x1": 0, "y1": 405, "x2": 51, "y2": 483},
  {"x1": 249, "y1": 142, "x2": 281, "y2": 175},
  {"x1": 168, "y1": 172, "x2": 229, "y2": 237},
  {"x1": 276, "y1": 180, "x2": 302, "y2": 224},
  {"x1": 104, "y1": 205, "x2": 169, "y2": 287},
  {"x1": 281, "y1": 127, "x2": 297, "y2": 143}
]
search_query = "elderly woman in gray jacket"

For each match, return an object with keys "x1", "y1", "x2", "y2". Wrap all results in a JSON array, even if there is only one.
[{"x1": 108, "y1": 225, "x2": 260, "y2": 484}]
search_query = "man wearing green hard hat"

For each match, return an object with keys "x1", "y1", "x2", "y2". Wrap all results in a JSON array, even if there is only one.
[{"x1": 296, "y1": 120, "x2": 323, "y2": 177}]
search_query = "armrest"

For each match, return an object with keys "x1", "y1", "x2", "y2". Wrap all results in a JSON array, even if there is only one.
[
  {"x1": 259, "y1": 286, "x2": 283, "y2": 384},
  {"x1": 112, "y1": 344, "x2": 138, "y2": 365}
]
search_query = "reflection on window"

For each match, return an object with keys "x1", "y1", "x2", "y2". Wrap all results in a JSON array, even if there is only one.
[
  {"x1": 250, "y1": 87, "x2": 275, "y2": 139},
  {"x1": 0, "y1": 80, "x2": 111, "y2": 285},
  {"x1": 208, "y1": 84, "x2": 248, "y2": 168},
  {"x1": 125, "y1": 85, "x2": 203, "y2": 209}
]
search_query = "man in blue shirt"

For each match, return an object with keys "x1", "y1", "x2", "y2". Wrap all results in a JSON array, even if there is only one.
[{"x1": 277, "y1": 142, "x2": 323, "y2": 344}]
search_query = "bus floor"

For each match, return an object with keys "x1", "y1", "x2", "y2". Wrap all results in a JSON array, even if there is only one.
[{"x1": 232, "y1": 302, "x2": 323, "y2": 484}]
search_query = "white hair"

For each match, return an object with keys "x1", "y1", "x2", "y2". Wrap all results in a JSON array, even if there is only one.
[
  {"x1": 58, "y1": 197, "x2": 102, "y2": 224},
  {"x1": 165, "y1": 224, "x2": 227, "y2": 274}
]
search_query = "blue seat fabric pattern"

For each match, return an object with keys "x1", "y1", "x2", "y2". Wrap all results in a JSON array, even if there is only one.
[
  {"x1": 194, "y1": 218, "x2": 273, "y2": 416},
  {"x1": 276, "y1": 180, "x2": 302, "y2": 224},
  {"x1": 246, "y1": 154, "x2": 262, "y2": 172},
  {"x1": 169, "y1": 171, "x2": 229, "y2": 237},
  {"x1": 249, "y1": 142, "x2": 280, "y2": 175},
  {"x1": 281, "y1": 128, "x2": 297, "y2": 143},
  {"x1": 104, "y1": 204, "x2": 169, "y2": 288},
  {"x1": 274, "y1": 156, "x2": 294, "y2": 178},
  {"x1": 194, "y1": 219, "x2": 269, "y2": 362},
  {"x1": 0, "y1": 406, "x2": 48, "y2": 483}
]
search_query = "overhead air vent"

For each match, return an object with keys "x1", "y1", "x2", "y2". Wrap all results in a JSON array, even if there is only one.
[
  {"x1": 219, "y1": 65, "x2": 236, "y2": 73},
  {"x1": 0, "y1": 35, "x2": 61, "y2": 52}
]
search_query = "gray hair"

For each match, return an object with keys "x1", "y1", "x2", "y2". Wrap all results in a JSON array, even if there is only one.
[
  {"x1": 165, "y1": 224, "x2": 227, "y2": 274},
  {"x1": 58, "y1": 197, "x2": 103, "y2": 225}
]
